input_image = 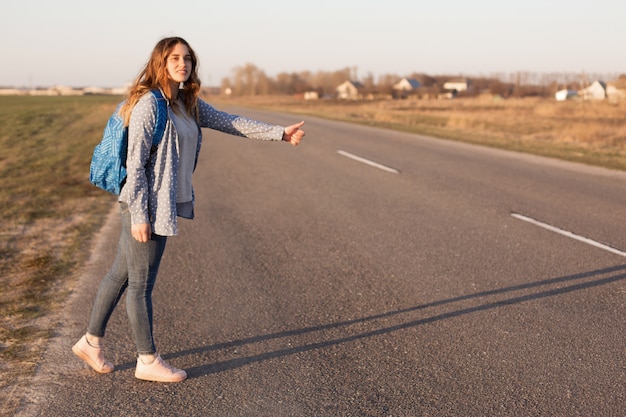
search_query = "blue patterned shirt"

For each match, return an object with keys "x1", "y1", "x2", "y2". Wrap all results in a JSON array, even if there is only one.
[{"x1": 119, "y1": 93, "x2": 285, "y2": 236}]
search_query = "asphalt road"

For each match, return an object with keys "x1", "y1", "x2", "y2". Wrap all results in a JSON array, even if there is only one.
[{"x1": 17, "y1": 107, "x2": 626, "y2": 416}]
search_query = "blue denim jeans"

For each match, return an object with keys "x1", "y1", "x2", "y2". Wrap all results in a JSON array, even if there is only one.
[{"x1": 87, "y1": 203, "x2": 167, "y2": 354}]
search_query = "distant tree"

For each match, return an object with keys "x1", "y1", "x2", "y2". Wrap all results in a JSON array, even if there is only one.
[
  {"x1": 220, "y1": 78, "x2": 232, "y2": 95},
  {"x1": 229, "y1": 63, "x2": 273, "y2": 96},
  {"x1": 377, "y1": 73, "x2": 398, "y2": 96},
  {"x1": 220, "y1": 64, "x2": 617, "y2": 99},
  {"x1": 487, "y1": 79, "x2": 512, "y2": 97},
  {"x1": 273, "y1": 73, "x2": 292, "y2": 95},
  {"x1": 274, "y1": 72, "x2": 312, "y2": 95},
  {"x1": 361, "y1": 72, "x2": 376, "y2": 95},
  {"x1": 331, "y1": 67, "x2": 354, "y2": 86},
  {"x1": 308, "y1": 71, "x2": 332, "y2": 95}
]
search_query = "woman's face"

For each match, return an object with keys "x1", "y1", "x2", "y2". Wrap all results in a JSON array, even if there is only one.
[{"x1": 166, "y1": 43, "x2": 192, "y2": 84}]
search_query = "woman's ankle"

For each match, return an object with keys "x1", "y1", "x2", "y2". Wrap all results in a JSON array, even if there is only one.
[
  {"x1": 85, "y1": 333, "x2": 102, "y2": 348},
  {"x1": 138, "y1": 353, "x2": 157, "y2": 364}
]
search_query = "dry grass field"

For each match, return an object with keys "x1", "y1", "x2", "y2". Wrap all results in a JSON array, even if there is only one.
[
  {"x1": 1, "y1": 93, "x2": 625, "y2": 415},
  {"x1": 0, "y1": 95, "x2": 119, "y2": 415},
  {"x1": 213, "y1": 95, "x2": 626, "y2": 170}
]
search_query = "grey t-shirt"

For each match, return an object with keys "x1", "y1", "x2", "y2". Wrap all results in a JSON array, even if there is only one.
[{"x1": 170, "y1": 103, "x2": 199, "y2": 204}]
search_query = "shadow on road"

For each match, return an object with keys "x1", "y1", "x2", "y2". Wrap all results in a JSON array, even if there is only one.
[{"x1": 123, "y1": 264, "x2": 626, "y2": 377}]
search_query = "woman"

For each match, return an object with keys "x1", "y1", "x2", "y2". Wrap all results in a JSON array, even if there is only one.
[{"x1": 72, "y1": 37, "x2": 305, "y2": 383}]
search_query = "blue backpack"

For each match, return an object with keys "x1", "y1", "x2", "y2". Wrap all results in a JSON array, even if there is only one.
[{"x1": 89, "y1": 89, "x2": 168, "y2": 194}]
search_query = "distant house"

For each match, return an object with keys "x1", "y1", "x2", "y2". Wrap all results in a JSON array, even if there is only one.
[
  {"x1": 0, "y1": 88, "x2": 25, "y2": 96},
  {"x1": 579, "y1": 80, "x2": 606, "y2": 100},
  {"x1": 392, "y1": 78, "x2": 421, "y2": 98},
  {"x1": 607, "y1": 77, "x2": 626, "y2": 103},
  {"x1": 443, "y1": 80, "x2": 469, "y2": 93},
  {"x1": 0, "y1": 85, "x2": 128, "y2": 96},
  {"x1": 83, "y1": 86, "x2": 108, "y2": 95},
  {"x1": 336, "y1": 80, "x2": 363, "y2": 100},
  {"x1": 393, "y1": 78, "x2": 421, "y2": 92},
  {"x1": 555, "y1": 89, "x2": 578, "y2": 101},
  {"x1": 304, "y1": 91, "x2": 319, "y2": 100}
]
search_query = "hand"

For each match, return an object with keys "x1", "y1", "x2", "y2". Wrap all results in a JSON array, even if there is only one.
[
  {"x1": 131, "y1": 223, "x2": 152, "y2": 243},
  {"x1": 283, "y1": 121, "x2": 305, "y2": 146}
]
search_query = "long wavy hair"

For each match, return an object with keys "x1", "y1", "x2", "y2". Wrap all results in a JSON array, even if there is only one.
[{"x1": 120, "y1": 37, "x2": 201, "y2": 125}]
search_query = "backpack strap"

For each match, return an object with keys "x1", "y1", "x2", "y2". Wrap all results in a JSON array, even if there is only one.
[{"x1": 150, "y1": 89, "x2": 168, "y2": 146}]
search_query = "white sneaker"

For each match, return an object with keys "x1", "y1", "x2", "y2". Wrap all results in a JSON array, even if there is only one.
[
  {"x1": 72, "y1": 335, "x2": 114, "y2": 373},
  {"x1": 135, "y1": 355, "x2": 187, "y2": 383}
]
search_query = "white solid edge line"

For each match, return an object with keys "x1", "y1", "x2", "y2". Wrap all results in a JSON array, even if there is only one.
[
  {"x1": 337, "y1": 150, "x2": 400, "y2": 174},
  {"x1": 511, "y1": 212, "x2": 626, "y2": 258}
]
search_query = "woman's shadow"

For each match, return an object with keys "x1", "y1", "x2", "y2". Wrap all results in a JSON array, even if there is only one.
[{"x1": 121, "y1": 264, "x2": 626, "y2": 377}]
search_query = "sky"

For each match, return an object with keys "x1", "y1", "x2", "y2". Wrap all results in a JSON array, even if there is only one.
[{"x1": 3, "y1": 0, "x2": 625, "y2": 88}]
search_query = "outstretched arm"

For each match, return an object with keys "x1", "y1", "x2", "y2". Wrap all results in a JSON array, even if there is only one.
[{"x1": 283, "y1": 121, "x2": 305, "y2": 146}]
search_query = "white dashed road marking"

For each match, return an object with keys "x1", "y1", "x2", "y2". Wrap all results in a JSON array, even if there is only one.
[
  {"x1": 511, "y1": 212, "x2": 626, "y2": 258},
  {"x1": 338, "y1": 150, "x2": 400, "y2": 174}
]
